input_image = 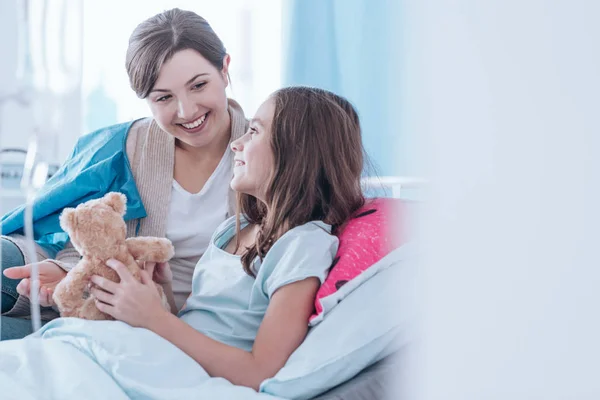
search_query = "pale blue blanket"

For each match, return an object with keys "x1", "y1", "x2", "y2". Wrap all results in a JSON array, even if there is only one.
[{"x1": 0, "y1": 318, "x2": 282, "y2": 399}]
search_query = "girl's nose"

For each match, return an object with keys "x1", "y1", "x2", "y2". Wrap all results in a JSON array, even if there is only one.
[
  {"x1": 231, "y1": 130, "x2": 252, "y2": 152},
  {"x1": 230, "y1": 138, "x2": 243, "y2": 152}
]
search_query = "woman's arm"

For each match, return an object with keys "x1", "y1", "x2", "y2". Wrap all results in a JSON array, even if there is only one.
[
  {"x1": 52, "y1": 240, "x2": 81, "y2": 272},
  {"x1": 90, "y1": 260, "x2": 319, "y2": 391},
  {"x1": 150, "y1": 278, "x2": 319, "y2": 390}
]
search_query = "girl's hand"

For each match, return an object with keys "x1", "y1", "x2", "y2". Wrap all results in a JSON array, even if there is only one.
[
  {"x1": 142, "y1": 261, "x2": 173, "y2": 285},
  {"x1": 90, "y1": 259, "x2": 169, "y2": 329}
]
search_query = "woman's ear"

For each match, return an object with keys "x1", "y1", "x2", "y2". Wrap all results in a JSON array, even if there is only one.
[{"x1": 222, "y1": 54, "x2": 231, "y2": 86}]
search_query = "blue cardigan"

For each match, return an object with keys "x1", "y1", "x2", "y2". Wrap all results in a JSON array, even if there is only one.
[{"x1": 1, "y1": 121, "x2": 147, "y2": 257}]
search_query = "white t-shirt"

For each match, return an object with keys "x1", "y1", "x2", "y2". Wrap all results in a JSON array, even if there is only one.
[{"x1": 166, "y1": 149, "x2": 233, "y2": 310}]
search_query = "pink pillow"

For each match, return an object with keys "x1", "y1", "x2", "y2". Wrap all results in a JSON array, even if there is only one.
[{"x1": 309, "y1": 197, "x2": 407, "y2": 325}]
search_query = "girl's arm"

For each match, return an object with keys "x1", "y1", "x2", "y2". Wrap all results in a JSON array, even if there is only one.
[
  {"x1": 151, "y1": 278, "x2": 318, "y2": 390},
  {"x1": 90, "y1": 260, "x2": 319, "y2": 391}
]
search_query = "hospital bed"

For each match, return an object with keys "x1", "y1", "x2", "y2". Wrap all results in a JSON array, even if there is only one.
[{"x1": 0, "y1": 176, "x2": 420, "y2": 399}]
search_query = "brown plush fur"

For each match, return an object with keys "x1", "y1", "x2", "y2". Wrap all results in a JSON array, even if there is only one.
[{"x1": 52, "y1": 192, "x2": 174, "y2": 320}]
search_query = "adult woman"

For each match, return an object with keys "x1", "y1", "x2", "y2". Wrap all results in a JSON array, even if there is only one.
[{"x1": 1, "y1": 8, "x2": 248, "y2": 339}]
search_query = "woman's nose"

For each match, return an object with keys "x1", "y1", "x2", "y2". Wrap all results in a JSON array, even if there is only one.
[{"x1": 177, "y1": 96, "x2": 199, "y2": 120}]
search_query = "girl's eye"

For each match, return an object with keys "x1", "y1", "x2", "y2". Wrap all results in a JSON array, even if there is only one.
[
  {"x1": 249, "y1": 127, "x2": 258, "y2": 136},
  {"x1": 192, "y1": 82, "x2": 206, "y2": 90},
  {"x1": 156, "y1": 95, "x2": 171, "y2": 102}
]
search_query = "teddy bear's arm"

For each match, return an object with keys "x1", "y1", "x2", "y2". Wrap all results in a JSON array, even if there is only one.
[{"x1": 126, "y1": 237, "x2": 175, "y2": 263}]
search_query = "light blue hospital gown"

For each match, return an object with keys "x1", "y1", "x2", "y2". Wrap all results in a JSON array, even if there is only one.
[
  {"x1": 178, "y1": 216, "x2": 339, "y2": 352},
  {"x1": 0, "y1": 217, "x2": 338, "y2": 399}
]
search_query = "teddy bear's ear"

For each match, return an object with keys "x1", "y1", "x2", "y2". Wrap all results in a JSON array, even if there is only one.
[
  {"x1": 59, "y1": 208, "x2": 77, "y2": 233},
  {"x1": 104, "y1": 192, "x2": 127, "y2": 216}
]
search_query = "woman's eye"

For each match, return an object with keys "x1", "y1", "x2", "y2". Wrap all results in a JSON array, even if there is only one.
[
  {"x1": 156, "y1": 95, "x2": 171, "y2": 102},
  {"x1": 192, "y1": 82, "x2": 206, "y2": 90},
  {"x1": 249, "y1": 127, "x2": 258, "y2": 135}
]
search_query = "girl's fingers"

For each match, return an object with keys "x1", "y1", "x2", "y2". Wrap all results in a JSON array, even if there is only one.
[
  {"x1": 105, "y1": 259, "x2": 135, "y2": 284},
  {"x1": 140, "y1": 270, "x2": 153, "y2": 285},
  {"x1": 90, "y1": 288, "x2": 114, "y2": 305},
  {"x1": 90, "y1": 275, "x2": 119, "y2": 294},
  {"x1": 94, "y1": 299, "x2": 115, "y2": 317}
]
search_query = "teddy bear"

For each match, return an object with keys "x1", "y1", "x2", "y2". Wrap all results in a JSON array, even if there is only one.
[{"x1": 52, "y1": 192, "x2": 174, "y2": 320}]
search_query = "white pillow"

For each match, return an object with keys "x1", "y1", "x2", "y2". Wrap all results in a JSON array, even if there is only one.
[{"x1": 259, "y1": 243, "x2": 417, "y2": 400}]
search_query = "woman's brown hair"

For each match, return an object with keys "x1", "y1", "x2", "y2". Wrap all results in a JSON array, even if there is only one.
[
  {"x1": 237, "y1": 87, "x2": 366, "y2": 276},
  {"x1": 125, "y1": 8, "x2": 227, "y2": 99}
]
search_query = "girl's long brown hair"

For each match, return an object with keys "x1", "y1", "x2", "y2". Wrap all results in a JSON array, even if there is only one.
[{"x1": 237, "y1": 87, "x2": 366, "y2": 276}]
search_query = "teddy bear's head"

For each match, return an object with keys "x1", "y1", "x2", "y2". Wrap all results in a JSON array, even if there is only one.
[{"x1": 59, "y1": 192, "x2": 128, "y2": 258}]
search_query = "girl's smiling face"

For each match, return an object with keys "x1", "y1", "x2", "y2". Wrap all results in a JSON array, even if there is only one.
[{"x1": 229, "y1": 98, "x2": 276, "y2": 202}]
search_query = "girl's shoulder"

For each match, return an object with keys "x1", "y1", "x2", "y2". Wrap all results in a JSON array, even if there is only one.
[
  {"x1": 209, "y1": 217, "x2": 337, "y2": 258},
  {"x1": 284, "y1": 220, "x2": 333, "y2": 239},
  {"x1": 269, "y1": 221, "x2": 337, "y2": 254},
  {"x1": 216, "y1": 218, "x2": 334, "y2": 247},
  {"x1": 258, "y1": 221, "x2": 339, "y2": 296},
  {"x1": 210, "y1": 215, "x2": 240, "y2": 245},
  {"x1": 215, "y1": 215, "x2": 239, "y2": 235}
]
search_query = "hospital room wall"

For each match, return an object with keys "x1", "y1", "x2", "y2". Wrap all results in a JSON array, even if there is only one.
[
  {"x1": 0, "y1": 0, "x2": 82, "y2": 214},
  {"x1": 396, "y1": 0, "x2": 600, "y2": 399},
  {"x1": 282, "y1": 0, "x2": 410, "y2": 178},
  {"x1": 0, "y1": 0, "x2": 83, "y2": 165}
]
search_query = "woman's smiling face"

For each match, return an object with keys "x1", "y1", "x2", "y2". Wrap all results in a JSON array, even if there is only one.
[{"x1": 147, "y1": 49, "x2": 231, "y2": 150}]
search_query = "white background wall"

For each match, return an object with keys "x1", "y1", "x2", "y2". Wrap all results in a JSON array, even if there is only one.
[
  {"x1": 400, "y1": 0, "x2": 600, "y2": 398},
  {"x1": 0, "y1": 0, "x2": 83, "y2": 164},
  {"x1": 0, "y1": 0, "x2": 83, "y2": 214}
]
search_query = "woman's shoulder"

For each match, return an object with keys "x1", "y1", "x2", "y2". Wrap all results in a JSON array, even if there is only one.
[
  {"x1": 125, "y1": 117, "x2": 153, "y2": 159},
  {"x1": 128, "y1": 117, "x2": 153, "y2": 135},
  {"x1": 73, "y1": 118, "x2": 144, "y2": 156},
  {"x1": 65, "y1": 119, "x2": 141, "y2": 162},
  {"x1": 83, "y1": 118, "x2": 142, "y2": 140}
]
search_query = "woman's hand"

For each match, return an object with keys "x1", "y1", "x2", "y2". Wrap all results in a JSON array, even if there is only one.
[
  {"x1": 90, "y1": 259, "x2": 169, "y2": 329},
  {"x1": 3, "y1": 261, "x2": 67, "y2": 307},
  {"x1": 142, "y1": 261, "x2": 173, "y2": 285}
]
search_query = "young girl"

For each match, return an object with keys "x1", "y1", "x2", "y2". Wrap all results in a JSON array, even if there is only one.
[
  {"x1": 86, "y1": 86, "x2": 366, "y2": 389},
  {"x1": 1, "y1": 8, "x2": 248, "y2": 339}
]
